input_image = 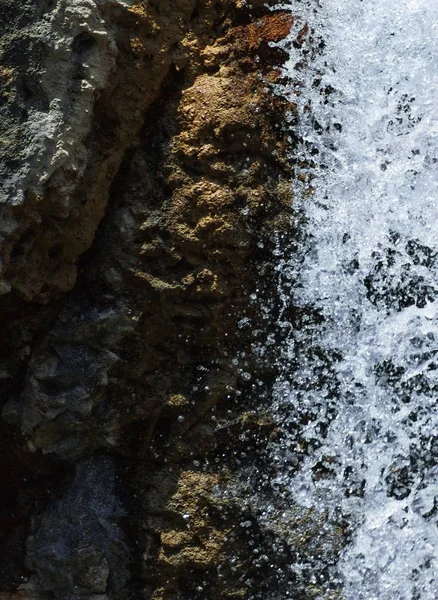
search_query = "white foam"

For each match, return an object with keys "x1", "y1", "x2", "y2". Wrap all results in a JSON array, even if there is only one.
[{"x1": 273, "y1": 1, "x2": 438, "y2": 597}]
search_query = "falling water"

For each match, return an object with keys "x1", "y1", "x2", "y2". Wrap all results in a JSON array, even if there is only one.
[{"x1": 269, "y1": 0, "x2": 438, "y2": 598}]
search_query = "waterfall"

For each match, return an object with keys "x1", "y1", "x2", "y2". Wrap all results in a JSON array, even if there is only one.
[{"x1": 270, "y1": 1, "x2": 438, "y2": 598}]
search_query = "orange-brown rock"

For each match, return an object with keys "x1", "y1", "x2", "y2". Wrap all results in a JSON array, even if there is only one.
[{"x1": 0, "y1": 1, "x2": 298, "y2": 598}]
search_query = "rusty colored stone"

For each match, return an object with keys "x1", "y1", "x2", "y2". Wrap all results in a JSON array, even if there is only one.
[
  {"x1": 232, "y1": 12, "x2": 294, "y2": 49},
  {"x1": 0, "y1": 1, "x2": 298, "y2": 598}
]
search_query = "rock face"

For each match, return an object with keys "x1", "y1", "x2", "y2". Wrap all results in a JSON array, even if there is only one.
[{"x1": 0, "y1": 1, "x2": 301, "y2": 598}]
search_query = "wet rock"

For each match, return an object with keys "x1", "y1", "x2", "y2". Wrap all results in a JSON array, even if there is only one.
[
  {"x1": 0, "y1": 0, "x2": 297, "y2": 598},
  {"x1": 26, "y1": 457, "x2": 129, "y2": 599}
]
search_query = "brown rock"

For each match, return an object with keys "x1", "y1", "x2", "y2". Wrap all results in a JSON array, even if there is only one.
[{"x1": 0, "y1": 0, "x2": 298, "y2": 598}]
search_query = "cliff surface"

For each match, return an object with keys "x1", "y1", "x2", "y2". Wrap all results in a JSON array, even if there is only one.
[{"x1": 0, "y1": 1, "x2": 306, "y2": 598}]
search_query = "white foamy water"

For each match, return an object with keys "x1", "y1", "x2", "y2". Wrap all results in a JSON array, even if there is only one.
[{"x1": 272, "y1": 1, "x2": 438, "y2": 598}]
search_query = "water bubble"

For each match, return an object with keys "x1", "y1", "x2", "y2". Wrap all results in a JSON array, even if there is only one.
[{"x1": 265, "y1": 0, "x2": 438, "y2": 596}]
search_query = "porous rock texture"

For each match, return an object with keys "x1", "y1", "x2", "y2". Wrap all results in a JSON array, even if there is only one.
[{"x1": 0, "y1": 1, "x2": 321, "y2": 598}]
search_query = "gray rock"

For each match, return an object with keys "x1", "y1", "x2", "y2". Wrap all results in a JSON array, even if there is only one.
[{"x1": 26, "y1": 457, "x2": 129, "y2": 599}]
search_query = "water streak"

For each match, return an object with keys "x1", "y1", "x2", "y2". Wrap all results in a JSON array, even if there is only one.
[{"x1": 272, "y1": 1, "x2": 438, "y2": 598}]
